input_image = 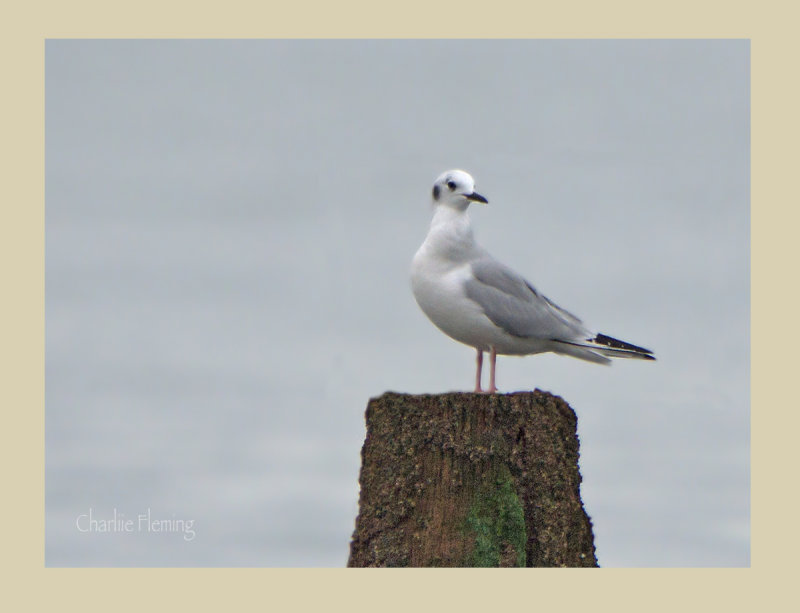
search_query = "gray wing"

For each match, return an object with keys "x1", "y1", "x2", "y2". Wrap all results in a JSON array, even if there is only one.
[{"x1": 464, "y1": 256, "x2": 590, "y2": 341}]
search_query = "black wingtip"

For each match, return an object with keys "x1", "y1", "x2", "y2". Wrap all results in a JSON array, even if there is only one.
[{"x1": 594, "y1": 333, "x2": 655, "y2": 356}]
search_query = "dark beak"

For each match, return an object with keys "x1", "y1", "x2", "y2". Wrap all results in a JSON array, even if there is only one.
[{"x1": 465, "y1": 191, "x2": 488, "y2": 204}]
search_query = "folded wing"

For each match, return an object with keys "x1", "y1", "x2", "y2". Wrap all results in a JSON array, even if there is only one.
[
  {"x1": 464, "y1": 257, "x2": 590, "y2": 342},
  {"x1": 464, "y1": 256, "x2": 655, "y2": 363}
]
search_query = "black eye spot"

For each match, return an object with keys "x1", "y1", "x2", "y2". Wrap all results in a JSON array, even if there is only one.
[
  {"x1": 432, "y1": 185, "x2": 440, "y2": 200},
  {"x1": 447, "y1": 181, "x2": 457, "y2": 191}
]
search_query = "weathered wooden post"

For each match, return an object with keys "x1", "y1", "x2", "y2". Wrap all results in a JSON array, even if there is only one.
[{"x1": 348, "y1": 391, "x2": 597, "y2": 567}]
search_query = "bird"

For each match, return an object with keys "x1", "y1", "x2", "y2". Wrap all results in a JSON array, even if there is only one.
[{"x1": 410, "y1": 169, "x2": 655, "y2": 393}]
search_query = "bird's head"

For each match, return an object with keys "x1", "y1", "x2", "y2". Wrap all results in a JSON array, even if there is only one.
[{"x1": 431, "y1": 170, "x2": 488, "y2": 211}]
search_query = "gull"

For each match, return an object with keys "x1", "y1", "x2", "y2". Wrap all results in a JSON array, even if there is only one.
[{"x1": 411, "y1": 169, "x2": 655, "y2": 393}]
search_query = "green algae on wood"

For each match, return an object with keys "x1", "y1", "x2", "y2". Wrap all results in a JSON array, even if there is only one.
[{"x1": 465, "y1": 466, "x2": 527, "y2": 567}]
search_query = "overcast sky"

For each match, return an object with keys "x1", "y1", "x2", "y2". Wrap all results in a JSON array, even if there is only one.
[{"x1": 46, "y1": 39, "x2": 749, "y2": 567}]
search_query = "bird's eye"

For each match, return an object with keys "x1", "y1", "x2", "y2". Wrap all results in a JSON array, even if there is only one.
[{"x1": 447, "y1": 181, "x2": 457, "y2": 191}]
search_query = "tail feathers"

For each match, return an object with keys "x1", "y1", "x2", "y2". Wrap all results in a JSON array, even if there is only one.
[
  {"x1": 553, "y1": 332, "x2": 656, "y2": 363},
  {"x1": 553, "y1": 342, "x2": 612, "y2": 365}
]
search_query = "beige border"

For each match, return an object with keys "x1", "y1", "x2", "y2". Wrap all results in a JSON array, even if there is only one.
[{"x1": 4, "y1": 0, "x2": 787, "y2": 609}]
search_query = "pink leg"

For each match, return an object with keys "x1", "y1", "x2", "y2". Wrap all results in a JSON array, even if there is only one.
[
  {"x1": 487, "y1": 346, "x2": 498, "y2": 393},
  {"x1": 474, "y1": 349, "x2": 483, "y2": 393}
]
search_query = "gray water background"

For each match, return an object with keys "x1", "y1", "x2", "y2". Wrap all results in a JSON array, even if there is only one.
[{"x1": 46, "y1": 39, "x2": 749, "y2": 566}]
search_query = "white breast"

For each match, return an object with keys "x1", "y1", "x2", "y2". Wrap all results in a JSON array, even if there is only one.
[
  {"x1": 410, "y1": 206, "x2": 553, "y2": 356},
  {"x1": 410, "y1": 212, "x2": 510, "y2": 352}
]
